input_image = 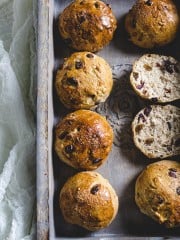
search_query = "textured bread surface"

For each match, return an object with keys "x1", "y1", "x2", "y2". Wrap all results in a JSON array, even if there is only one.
[
  {"x1": 130, "y1": 54, "x2": 180, "y2": 102},
  {"x1": 135, "y1": 160, "x2": 180, "y2": 228},
  {"x1": 132, "y1": 105, "x2": 180, "y2": 158},
  {"x1": 125, "y1": 0, "x2": 179, "y2": 48},
  {"x1": 59, "y1": 0, "x2": 117, "y2": 52},
  {"x1": 55, "y1": 110, "x2": 113, "y2": 170},
  {"x1": 56, "y1": 52, "x2": 113, "y2": 110},
  {"x1": 60, "y1": 171, "x2": 119, "y2": 231}
]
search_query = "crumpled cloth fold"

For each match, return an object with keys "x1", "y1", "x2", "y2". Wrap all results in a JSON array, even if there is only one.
[{"x1": 0, "y1": 0, "x2": 36, "y2": 239}]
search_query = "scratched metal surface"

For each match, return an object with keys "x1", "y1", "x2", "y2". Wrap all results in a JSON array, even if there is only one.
[{"x1": 37, "y1": 0, "x2": 180, "y2": 239}]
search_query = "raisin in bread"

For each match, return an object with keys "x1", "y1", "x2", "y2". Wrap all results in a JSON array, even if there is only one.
[
  {"x1": 132, "y1": 104, "x2": 180, "y2": 158},
  {"x1": 60, "y1": 171, "x2": 119, "y2": 231},
  {"x1": 130, "y1": 54, "x2": 180, "y2": 102},
  {"x1": 135, "y1": 160, "x2": 180, "y2": 228}
]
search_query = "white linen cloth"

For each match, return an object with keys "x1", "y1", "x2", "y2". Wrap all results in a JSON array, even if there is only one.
[{"x1": 0, "y1": 0, "x2": 36, "y2": 239}]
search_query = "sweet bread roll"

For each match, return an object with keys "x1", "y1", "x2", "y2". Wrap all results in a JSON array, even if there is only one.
[
  {"x1": 58, "y1": 0, "x2": 117, "y2": 52},
  {"x1": 132, "y1": 105, "x2": 180, "y2": 159},
  {"x1": 55, "y1": 52, "x2": 113, "y2": 110},
  {"x1": 135, "y1": 160, "x2": 180, "y2": 228},
  {"x1": 125, "y1": 0, "x2": 179, "y2": 48},
  {"x1": 60, "y1": 171, "x2": 119, "y2": 231},
  {"x1": 55, "y1": 110, "x2": 113, "y2": 170},
  {"x1": 130, "y1": 54, "x2": 180, "y2": 102}
]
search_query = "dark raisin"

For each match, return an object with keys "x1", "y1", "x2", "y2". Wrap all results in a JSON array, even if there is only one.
[
  {"x1": 138, "y1": 113, "x2": 146, "y2": 123},
  {"x1": 144, "y1": 106, "x2": 152, "y2": 116},
  {"x1": 168, "y1": 168, "x2": 177, "y2": 178},
  {"x1": 65, "y1": 145, "x2": 75, "y2": 154},
  {"x1": 156, "y1": 62, "x2": 161, "y2": 68},
  {"x1": 79, "y1": 15, "x2": 86, "y2": 24},
  {"x1": 167, "y1": 122, "x2": 171, "y2": 130},
  {"x1": 136, "y1": 81, "x2": 144, "y2": 89},
  {"x1": 135, "y1": 124, "x2": 143, "y2": 133},
  {"x1": 94, "y1": 2, "x2": 99, "y2": 8},
  {"x1": 176, "y1": 186, "x2": 180, "y2": 195},
  {"x1": 86, "y1": 53, "x2": 94, "y2": 58},
  {"x1": 145, "y1": 0, "x2": 153, "y2": 6},
  {"x1": 133, "y1": 72, "x2": 139, "y2": 80},
  {"x1": 66, "y1": 77, "x2": 78, "y2": 86},
  {"x1": 174, "y1": 138, "x2": 180, "y2": 147},
  {"x1": 92, "y1": 158, "x2": 102, "y2": 164},
  {"x1": 167, "y1": 145, "x2": 172, "y2": 151},
  {"x1": 164, "y1": 60, "x2": 174, "y2": 74},
  {"x1": 90, "y1": 184, "x2": 100, "y2": 195},
  {"x1": 75, "y1": 61, "x2": 83, "y2": 69},
  {"x1": 164, "y1": 88, "x2": 171, "y2": 93},
  {"x1": 151, "y1": 97, "x2": 158, "y2": 103},
  {"x1": 59, "y1": 131, "x2": 68, "y2": 140},
  {"x1": 145, "y1": 138, "x2": 154, "y2": 145}
]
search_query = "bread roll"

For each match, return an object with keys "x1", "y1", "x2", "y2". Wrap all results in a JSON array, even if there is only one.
[
  {"x1": 55, "y1": 110, "x2": 113, "y2": 170},
  {"x1": 60, "y1": 171, "x2": 119, "y2": 231},
  {"x1": 130, "y1": 54, "x2": 180, "y2": 102},
  {"x1": 59, "y1": 0, "x2": 117, "y2": 52},
  {"x1": 125, "y1": 0, "x2": 179, "y2": 48},
  {"x1": 135, "y1": 160, "x2": 180, "y2": 228},
  {"x1": 132, "y1": 104, "x2": 180, "y2": 158},
  {"x1": 55, "y1": 52, "x2": 113, "y2": 110}
]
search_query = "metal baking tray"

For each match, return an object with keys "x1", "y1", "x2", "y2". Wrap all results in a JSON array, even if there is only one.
[{"x1": 37, "y1": 0, "x2": 180, "y2": 239}]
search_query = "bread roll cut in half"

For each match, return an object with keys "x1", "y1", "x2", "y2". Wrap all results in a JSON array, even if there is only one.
[
  {"x1": 125, "y1": 0, "x2": 179, "y2": 48},
  {"x1": 132, "y1": 105, "x2": 180, "y2": 158},
  {"x1": 130, "y1": 54, "x2": 180, "y2": 102},
  {"x1": 56, "y1": 52, "x2": 113, "y2": 110},
  {"x1": 59, "y1": 171, "x2": 119, "y2": 231},
  {"x1": 135, "y1": 160, "x2": 180, "y2": 228},
  {"x1": 59, "y1": 0, "x2": 117, "y2": 52},
  {"x1": 55, "y1": 110, "x2": 113, "y2": 170}
]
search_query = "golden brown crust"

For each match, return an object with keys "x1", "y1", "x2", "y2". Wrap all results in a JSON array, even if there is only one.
[
  {"x1": 135, "y1": 160, "x2": 180, "y2": 228},
  {"x1": 125, "y1": 0, "x2": 179, "y2": 48},
  {"x1": 59, "y1": 171, "x2": 119, "y2": 231},
  {"x1": 55, "y1": 52, "x2": 113, "y2": 110},
  {"x1": 59, "y1": 0, "x2": 117, "y2": 52},
  {"x1": 55, "y1": 110, "x2": 113, "y2": 170}
]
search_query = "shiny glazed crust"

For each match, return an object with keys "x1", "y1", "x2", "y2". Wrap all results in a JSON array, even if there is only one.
[
  {"x1": 59, "y1": 171, "x2": 119, "y2": 231},
  {"x1": 55, "y1": 110, "x2": 113, "y2": 170},
  {"x1": 55, "y1": 52, "x2": 113, "y2": 110},
  {"x1": 135, "y1": 160, "x2": 180, "y2": 228},
  {"x1": 59, "y1": 0, "x2": 117, "y2": 52},
  {"x1": 125, "y1": 0, "x2": 179, "y2": 48}
]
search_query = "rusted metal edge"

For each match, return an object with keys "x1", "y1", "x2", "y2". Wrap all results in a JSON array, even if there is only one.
[{"x1": 37, "y1": 0, "x2": 52, "y2": 239}]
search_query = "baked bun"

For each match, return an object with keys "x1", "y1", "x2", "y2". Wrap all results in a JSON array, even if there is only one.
[
  {"x1": 55, "y1": 52, "x2": 113, "y2": 109},
  {"x1": 58, "y1": 0, "x2": 117, "y2": 52},
  {"x1": 125, "y1": 0, "x2": 179, "y2": 48},
  {"x1": 55, "y1": 110, "x2": 113, "y2": 170},
  {"x1": 60, "y1": 171, "x2": 119, "y2": 231},
  {"x1": 135, "y1": 160, "x2": 180, "y2": 228},
  {"x1": 132, "y1": 105, "x2": 180, "y2": 158},
  {"x1": 130, "y1": 54, "x2": 180, "y2": 102}
]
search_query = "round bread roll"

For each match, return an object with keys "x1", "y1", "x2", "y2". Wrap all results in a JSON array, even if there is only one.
[
  {"x1": 55, "y1": 110, "x2": 113, "y2": 170},
  {"x1": 135, "y1": 160, "x2": 180, "y2": 228},
  {"x1": 132, "y1": 104, "x2": 180, "y2": 159},
  {"x1": 60, "y1": 171, "x2": 119, "y2": 231},
  {"x1": 130, "y1": 54, "x2": 180, "y2": 102},
  {"x1": 58, "y1": 0, "x2": 117, "y2": 52},
  {"x1": 55, "y1": 52, "x2": 113, "y2": 110},
  {"x1": 125, "y1": 0, "x2": 179, "y2": 48}
]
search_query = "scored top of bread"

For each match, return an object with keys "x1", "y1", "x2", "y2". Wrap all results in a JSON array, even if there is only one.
[
  {"x1": 130, "y1": 54, "x2": 180, "y2": 102},
  {"x1": 132, "y1": 104, "x2": 180, "y2": 159}
]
